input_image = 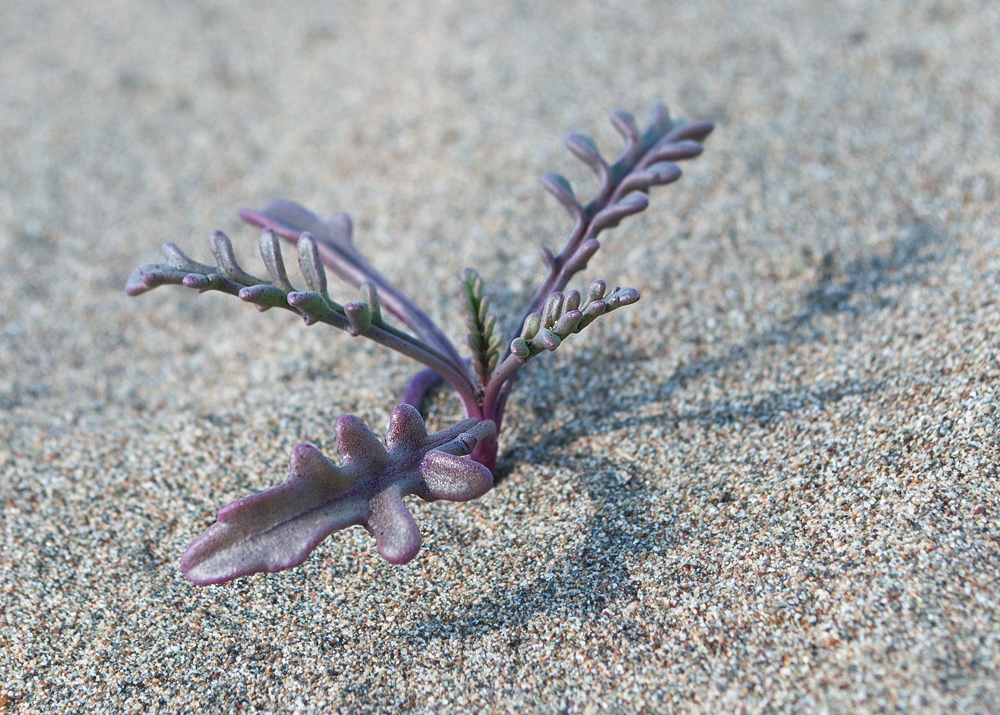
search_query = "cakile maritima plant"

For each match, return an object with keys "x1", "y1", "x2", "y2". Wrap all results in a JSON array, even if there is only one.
[{"x1": 127, "y1": 103, "x2": 713, "y2": 585}]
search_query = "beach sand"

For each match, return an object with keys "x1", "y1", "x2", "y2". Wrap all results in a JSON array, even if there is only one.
[{"x1": 1, "y1": 0, "x2": 998, "y2": 712}]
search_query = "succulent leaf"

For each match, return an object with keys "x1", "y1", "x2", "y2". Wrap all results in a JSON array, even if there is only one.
[
  {"x1": 163, "y1": 242, "x2": 215, "y2": 274},
  {"x1": 180, "y1": 405, "x2": 496, "y2": 584},
  {"x1": 609, "y1": 108, "x2": 640, "y2": 146},
  {"x1": 564, "y1": 290, "x2": 581, "y2": 313},
  {"x1": 509, "y1": 337, "x2": 531, "y2": 359},
  {"x1": 543, "y1": 292, "x2": 564, "y2": 329},
  {"x1": 126, "y1": 102, "x2": 714, "y2": 583},
  {"x1": 512, "y1": 280, "x2": 640, "y2": 359},
  {"x1": 239, "y1": 284, "x2": 288, "y2": 310},
  {"x1": 240, "y1": 201, "x2": 467, "y2": 367},
  {"x1": 642, "y1": 140, "x2": 704, "y2": 166},
  {"x1": 565, "y1": 133, "x2": 607, "y2": 175},
  {"x1": 665, "y1": 119, "x2": 715, "y2": 143},
  {"x1": 521, "y1": 313, "x2": 541, "y2": 340},
  {"x1": 209, "y1": 231, "x2": 260, "y2": 285},
  {"x1": 589, "y1": 194, "x2": 650, "y2": 233},
  {"x1": 297, "y1": 234, "x2": 329, "y2": 298},
  {"x1": 345, "y1": 302, "x2": 373, "y2": 336},
  {"x1": 586, "y1": 279, "x2": 607, "y2": 304},
  {"x1": 258, "y1": 228, "x2": 295, "y2": 292},
  {"x1": 541, "y1": 172, "x2": 585, "y2": 223}
]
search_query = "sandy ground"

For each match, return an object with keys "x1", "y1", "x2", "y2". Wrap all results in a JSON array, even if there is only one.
[{"x1": 1, "y1": 0, "x2": 999, "y2": 712}]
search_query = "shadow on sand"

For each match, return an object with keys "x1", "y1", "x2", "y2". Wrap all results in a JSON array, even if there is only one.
[{"x1": 402, "y1": 221, "x2": 945, "y2": 640}]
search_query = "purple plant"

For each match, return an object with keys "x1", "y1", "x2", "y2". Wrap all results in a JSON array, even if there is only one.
[{"x1": 127, "y1": 103, "x2": 713, "y2": 584}]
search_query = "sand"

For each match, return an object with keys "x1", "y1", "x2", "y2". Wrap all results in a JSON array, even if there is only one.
[{"x1": 1, "y1": 0, "x2": 998, "y2": 712}]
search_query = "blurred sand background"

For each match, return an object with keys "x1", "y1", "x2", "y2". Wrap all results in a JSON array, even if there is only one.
[{"x1": 1, "y1": 0, "x2": 999, "y2": 712}]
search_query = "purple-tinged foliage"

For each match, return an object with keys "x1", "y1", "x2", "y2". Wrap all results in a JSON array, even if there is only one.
[
  {"x1": 181, "y1": 406, "x2": 494, "y2": 584},
  {"x1": 127, "y1": 103, "x2": 713, "y2": 583}
]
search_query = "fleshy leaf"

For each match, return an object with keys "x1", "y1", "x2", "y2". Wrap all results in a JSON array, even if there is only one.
[
  {"x1": 180, "y1": 405, "x2": 496, "y2": 585},
  {"x1": 504, "y1": 280, "x2": 641, "y2": 360},
  {"x1": 665, "y1": 119, "x2": 715, "y2": 143},
  {"x1": 541, "y1": 172, "x2": 585, "y2": 224},
  {"x1": 609, "y1": 108, "x2": 640, "y2": 147},
  {"x1": 420, "y1": 451, "x2": 494, "y2": 501},
  {"x1": 565, "y1": 133, "x2": 607, "y2": 177},
  {"x1": 641, "y1": 140, "x2": 704, "y2": 166},
  {"x1": 125, "y1": 231, "x2": 479, "y2": 406},
  {"x1": 367, "y1": 488, "x2": 423, "y2": 565},
  {"x1": 589, "y1": 194, "x2": 650, "y2": 233},
  {"x1": 614, "y1": 163, "x2": 683, "y2": 198},
  {"x1": 239, "y1": 200, "x2": 466, "y2": 366}
]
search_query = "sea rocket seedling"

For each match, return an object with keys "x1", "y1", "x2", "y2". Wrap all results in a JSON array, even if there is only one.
[{"x1": 127, "y1": 103, "x2": 713, "y2": 584}]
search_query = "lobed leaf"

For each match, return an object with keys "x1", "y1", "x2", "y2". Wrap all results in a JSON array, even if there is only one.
[
  {"x1": 508, "y1": 279, "x2": 641, "y2": 361},
  {"x1": 181, "y1": 405, "x2": 496, "y2": 584}
]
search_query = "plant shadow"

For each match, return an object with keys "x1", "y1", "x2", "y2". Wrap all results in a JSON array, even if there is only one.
[{"x1": 402, "y1": 220, "x2": 946, "y2": 641}]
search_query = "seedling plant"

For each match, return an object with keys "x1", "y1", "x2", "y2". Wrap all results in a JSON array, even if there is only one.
[{"x1": 127, "y1": 103, "x2": 713, "y2": 584}]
